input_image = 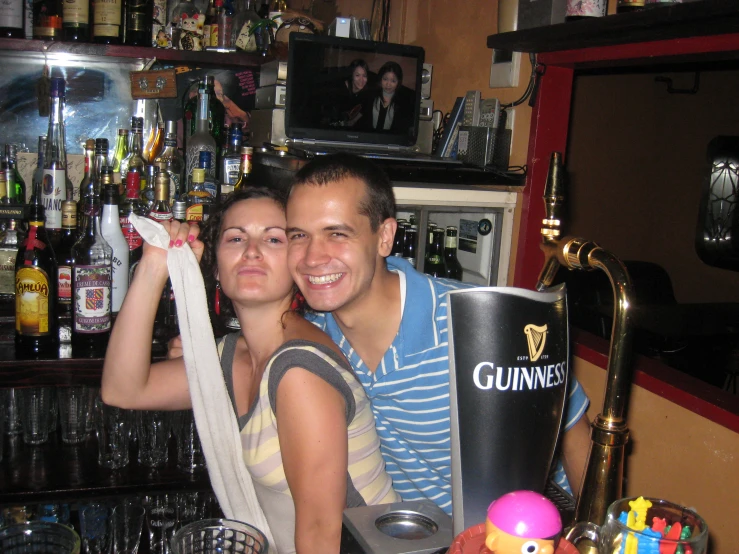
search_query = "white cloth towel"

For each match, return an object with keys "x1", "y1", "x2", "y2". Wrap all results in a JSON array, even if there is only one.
[{"x1": 130, "y1": 214, "x2": 276, "y2": 553}]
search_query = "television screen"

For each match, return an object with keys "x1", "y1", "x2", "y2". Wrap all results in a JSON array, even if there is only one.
[{"x1": 285, "y1": 33, "x2": 425, "y2": 147}]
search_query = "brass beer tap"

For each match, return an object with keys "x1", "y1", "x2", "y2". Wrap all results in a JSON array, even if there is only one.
[{"x1": 536, "y1": 152, "x2": 635, "y2": 532}]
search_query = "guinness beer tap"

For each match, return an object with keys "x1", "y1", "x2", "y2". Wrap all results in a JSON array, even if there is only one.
[{"x1": 537, "y1": 152, "x2": 635, "y2": 533}]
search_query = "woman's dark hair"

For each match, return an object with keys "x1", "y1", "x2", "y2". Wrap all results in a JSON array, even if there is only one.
[
  {"x1": 377, "y1": 61, "x2": 403, "y2": 87},
  {"x1": 346, "y1": 59, "x2": 369, "y2": 87},
  {"x1": 199, "y1": 186, "x2": 299, "y2": 334}
]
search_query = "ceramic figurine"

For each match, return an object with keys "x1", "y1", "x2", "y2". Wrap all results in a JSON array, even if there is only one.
[{"x1": 484, "y1": 491, "x2": 562, "y2": 554}]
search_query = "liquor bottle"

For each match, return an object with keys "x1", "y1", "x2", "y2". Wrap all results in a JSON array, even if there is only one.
[
  {"x1": 616, "y1": 0, "x2": 646, "y2": 12},
  {"x1": 139, "y1": 167, "x2": 155, "y2": 211},
  {"x1": 0, "y1": 218, "x2": 21, "y2": 303},
  {"x1": 423, "y1": 227, "x2": 446, "y2": 277},
  {"x1": 92, "y1": 0, "x2": 123, "y2": 44},
  {"x1": 4, "y1": 144, "x2": 26, "y2": 203},
  {"x1": 149, "y1": 171, "x2": 172, "y2": 222},
  {"x1": 220, "y1": 124, "x2": 242, "y2": 186},
  {"x1": 215, "y1": 0, "x2": 233, "y2": 48},
  {"x1": 62, "y1": 0, "x2": 90, "y2": 40},
  {"x1": 56, "y1": 200, "x2": 77, "y2": 319},
  {"x1": 0, "y1": 0, "x2": 24, "y2": 38},
  {"x1": 565, "y1": 0, "x2": 607, "y2": 20},
  {"x1": 169, "y1": 0, "x2": 202, "y2": 50},
  {"x1": 31, "y1": 136, "x2": 47, "y2": 205},
  {"x1": 15, "y1": 203, "x2": 58, "y2": 359},
  {"x1": 402, "y1": 224, "x2": 418, "y2": 268},
  {"x1": 392, "y1": 221, "x2": 406, "y2": 257},
  {"x1": 119, "y1": 117, "x2": 145, "y2": 186},
  {"x1": 78, "y1": 139, "x2": 95, "y2": 207},
  {"x1": 231, "y1": 0, "x2": 260, "y2": 53},
  {"x1": 185, "y1": 168, "x2": 213, "y2": 222},
  {"x1": 119, "y1": 169, "x2": 145, "y2": 278},
  {"x1": 202, "y1": 0, "x2": 216, "y2": 46},
  {"x1": 185, "y1": 76, "x2": 225, "y2": 151},
  {"x1": 124, "y1": 0, "x2": 152, "y2": 46},
  {"x1": 154, "y1": 120, "x2": 185, "y2": 200},
  {"x1": 32, "y1": 0, "x2": 63, "y2": 40},
  {"x1": 232, "y1": 146, "x2": 253, "y2": 192},
  {"x1": 197, "y1": 150, "x2": 218, "y2": 198},
  {"x1": 443, "y1": 226, "x2": 463, "y2": 280},
  {"x1": 144, "y1": 119, "x2": 164, "y2": 163},
  {"x1": 93, "y1": 138, "x2": 109, "y2": 193},
  {"x1": 101, "y1": 183, "x2": 129, "y2": 313},
  {"x1": 71, "y1": 185, "x2": 113, "y2": 358},
  {"x1": 111, "y1": 128, "x2": 129, "y2": 183},
  {"x1": 42, "y1": 77, "x2": 71, "y2": 242},
  {"x1": 185, "y1": 81, "x2": 217, "y2": 189}
]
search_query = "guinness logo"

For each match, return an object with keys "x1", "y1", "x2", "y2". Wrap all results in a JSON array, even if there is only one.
[{"x1": 524, "y1": 324, "x2": 547, "y2": 362}]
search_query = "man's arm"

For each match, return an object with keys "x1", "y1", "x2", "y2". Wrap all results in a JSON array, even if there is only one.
[{"x1": 561, "y1": 415, "x2": 591, "y2": 498}]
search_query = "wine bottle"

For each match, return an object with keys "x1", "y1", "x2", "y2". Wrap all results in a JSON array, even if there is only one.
[
  {"x1": 423, "y1": 227, "x2": 446, "y2": 278},
  {"x1": 100, "y1": 183, "x2": 129, "y2": 313},
  {"x1": 56, "y1": 200, "x2": 77, "y2": 320},
  {"x1": 4, "y1": 144, "x2": 26, "y2": 203},
  {"x1": 92, "y1": 0, "x2": 123, "y2": 44},
  {"x1": 78, "y1": 139, "x2": 95, "y2": 210},
  {"x1": 0, "y1": 0, "x2": 25, "y2": 38},
  {"x1": 71, "y1": 182, "x2": 113, "y2": 358},
  {"x1": 124, "y1": 0, "x2": 153, "y2": 46},
  {"x1": 15, "y1": 203, "x2": 58, "y2": 359},
  {"x1": 33, "y1": 0, "x2": 63, "y2": 40},
  {"x1": 444, "y1": 226, "x2": 463, "y2": 280},
  {"x1": 111, "y1": 128, "x2": 129, "y2": 184},
  {"x1": 62, "y1": 0, "x2": 90, "y2": 41},
  {"x1": 31, "y1": 136, "x2": 47, "y2": 205},
  {"x1": 42, "y1": 77, "x2": 71, "y2": 243}
]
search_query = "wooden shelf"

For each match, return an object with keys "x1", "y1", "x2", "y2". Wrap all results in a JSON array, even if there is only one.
[
  {"x1": 0, "y1": 37, "x2": 270, "y2": 68},
  {"x1": 487, "y1": 0, "x2": 739, "y2": 54},
  {"x1": 0, "y1": 433, "x2": 211, "y2": 505}
]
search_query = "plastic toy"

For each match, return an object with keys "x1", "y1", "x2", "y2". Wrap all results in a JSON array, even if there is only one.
[{"x1": 484, "y1": 491, "x2": 562, "y2": 554}]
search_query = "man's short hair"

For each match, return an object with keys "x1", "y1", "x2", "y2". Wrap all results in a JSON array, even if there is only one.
[{"x1": 290, "y1": 153, "x2": 396, "y2": 232}]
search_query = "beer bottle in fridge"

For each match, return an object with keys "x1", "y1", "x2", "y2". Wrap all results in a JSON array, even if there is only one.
[{"x1": 444, "y1": 226, "x2": 463, "y2": 280}]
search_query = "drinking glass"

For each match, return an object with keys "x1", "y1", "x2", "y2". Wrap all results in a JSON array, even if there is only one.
[
  {"x1": 58, "y1": 386, "x2": 94, "y2": 444},
  {"x1": 3, "y1": 388, "x2": 23, "y2": 436},
  {"x1": 0, "y1": 521, "x2": 81, "y2": 553},
  {"x1": 170, "y1": 518, "x2": 268, "y2": 554},
  {"x1": 143, "y1": 493, "x2": 178, "y2": 554},
  {"x1": 566, "y1": 496, "x2": 709, "y2": 554},
  {"x1": 136, "y1": 410, "x2": 171, "y2": 467},
  {"x1": 18, "y1": 387, "x2": 52, "y2": 445},
  {"x1": 94, "y1": 395, "x2": 132, "y2": 469},
  {"x1": 173, "y1": 410, "x2": 205, "y2": 473},
  {"x1": 80, "y1": 504, "x2": 111, "y2": 554},
  {"x1": 112, "y1": 502, "x2": 146, "y2": 554}
]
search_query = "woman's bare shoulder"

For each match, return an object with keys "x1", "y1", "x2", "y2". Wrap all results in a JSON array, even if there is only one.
[{"x1": 283, "y1": 314, "x2": 345, "y2": 361}]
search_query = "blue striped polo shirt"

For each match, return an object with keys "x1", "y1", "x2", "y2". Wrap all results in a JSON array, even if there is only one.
[{"x1": 308, "y1": 256, "x2": 589, "y2": 515}]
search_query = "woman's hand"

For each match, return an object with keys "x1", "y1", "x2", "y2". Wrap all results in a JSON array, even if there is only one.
[{"x1": 141, "y1": 220, "x2": 205, "y2": 263}]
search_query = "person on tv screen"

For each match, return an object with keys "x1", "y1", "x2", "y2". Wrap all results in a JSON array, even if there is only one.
[
  {"x1": 339, "y1": 59, "x2": 371, "y2": 127},
  {"x1": 361, "y1": 61, "x2": 414, "y2": 134}
]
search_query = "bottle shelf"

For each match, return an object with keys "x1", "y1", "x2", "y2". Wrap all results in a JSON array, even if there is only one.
[
  {"x1": 0, "y1": 37, "x2": 270, "y2": 68},
  {"x1": 0, "y1": 432, "x2": 211, "y2": 505}
]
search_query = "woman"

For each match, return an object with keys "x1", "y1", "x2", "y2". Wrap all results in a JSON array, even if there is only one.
[
  {"x1": 364, "y1": 61, "x2": 413, "y2": 133},
  {"x1": 102, "y1": 187, "x2": 398, "y2": 554}
]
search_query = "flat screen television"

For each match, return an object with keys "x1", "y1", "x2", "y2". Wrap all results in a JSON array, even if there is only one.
[{"x1": 285, "y1": 33, "x2": 425, "y2": 148}]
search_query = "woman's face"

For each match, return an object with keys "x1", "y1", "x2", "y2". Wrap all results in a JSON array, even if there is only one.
[
  {"x1": 216, "y1": 198, "x2": 293, "y2": 307},
  {"x1": 381, "y1": 71, "x2": 399, "y2": 96},
  {"x1": 352, "y1": 66, "x2": 367, "y2": 93}
]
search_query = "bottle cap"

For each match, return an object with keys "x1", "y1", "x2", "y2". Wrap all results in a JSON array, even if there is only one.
[
  {"x1": 95, "y1": 138, "x2": 109, "y2": 153},
  {"x1": 117, "y1": 128, "x2": 129, "y2": 136},
  {"x1": 155, "y1": 173, "x2": 170, "y2": 201},
  {"x1": 192, "y1": 168, "x2": 206, "y2": 183},
  {"x1": 230, "y1": 125, "x2": 243, "y2": 140},
  {"x1": 165, "y1": 120, "x2": 177, "y2": 136},
  {"x1": 50, "y1": 78, "x2": 65, "y2": 98},
  {"x1": 198, "y1": 151, "x2": 212, "y2": 167},
  {"x1": 172, "y1": 200, "x2": 187, "y2": 220},
  {"x1": 131, "y1": 117, "x2": 144, "y2": 132},
  {"x1": 241, "y1": 146, "x2": 254, "y2": 154},
  {"x1": 100, "y1": 166, "x2": 115, "y2": 185}
]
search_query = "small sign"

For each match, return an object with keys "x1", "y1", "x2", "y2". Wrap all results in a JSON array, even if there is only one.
[{"x1": 130, "y1": 69, "x2": 178, "y2": 99}]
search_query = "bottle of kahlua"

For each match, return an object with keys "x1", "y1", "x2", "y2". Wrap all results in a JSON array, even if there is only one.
[{"x1": 15, "y1": 204, "x2": 58, "y2": 359}]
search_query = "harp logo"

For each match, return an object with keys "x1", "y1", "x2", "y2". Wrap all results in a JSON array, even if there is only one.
[{"x1": 524, "y1": 323, "x2": 547, "y2": 362}]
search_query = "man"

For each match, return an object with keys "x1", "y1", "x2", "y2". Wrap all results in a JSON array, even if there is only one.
[{"x1": 284, "y1": 154, "x2": 591, "y2": 516}]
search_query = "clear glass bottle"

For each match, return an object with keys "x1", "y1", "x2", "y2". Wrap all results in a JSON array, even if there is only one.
[
  {"x1": 92, "y1": 0, "x2": 123, "y2": 43},
  {"x1": 185, "y1": 76, "x2": 225, "y2": 154},
  {"x1": 219, "y1": 124, "x2": 242, "y2": 186},
  {"x1": 15, "y1": 203, "x2": 58, "y2": 359},
  {"x1": 185, "y1": 81, "x2": 217, "y2": 190},
  {"x1": 100, "y1": 182, "x2": 129, "y2": 313},
  {"x1": 62, "y1": 0, "x2": 90, "y2": 40},
  {"x1": 4, "y1": 144, "x2": 26, "y2": 203},
  {"x1": 232, "y1": 146, "x2": 253, "y2": 192},
  {"x1": 185, "y1": 168, "x2": 213, "y2": 222},
  {"x1": 0, "y1": 0, "x2": 25, "y2": 38},
  {"x1": 42, "y1": 77, "x2": 72, "y2": 241},
  {"x1": 149, "y1": 171, "x2": 173, "y2": 222},
  {"x1": 31, "y1": 136, "x2": 47, "y2": 206},
  {"x1": 443, "y1": 226, "x2": 463, "y2": 280},
  {"x1": 154, "y1": 120, "x2": 185, "y2": 201},
  {"x1": 119, "y1": 117, "x2": 146, "y2": 187},
  {"x1": 71, "y1": 181, "x2": 113, "y2": 358},
  {"x1": 231, "y1": 0, "x2": 261, "y2": 53},
  {"x1": 32, "y1": 0, "x2": 63, "y2": 40},
  {"x1": 169, "y1": 0, "x2": 203, "y2": 50},
  {"x1": 144, "y1": 119, "x2": 164, "y2": 163},
  {"x1": 111, "y1": 128, "x2": 129, "y2": 184},
  {"x1": 216, "y1": 0, "x2": 234, "y2": 49}
]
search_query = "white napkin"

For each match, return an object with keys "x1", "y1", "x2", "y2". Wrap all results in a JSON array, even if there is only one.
[{"x1": 130, "y1": 214, "x2": 276, "y2": 552}]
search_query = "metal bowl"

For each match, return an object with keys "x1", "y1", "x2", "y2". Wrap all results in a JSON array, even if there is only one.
[{"x1": 375, "y1": 510, "x2": 439, "y2": 540}]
